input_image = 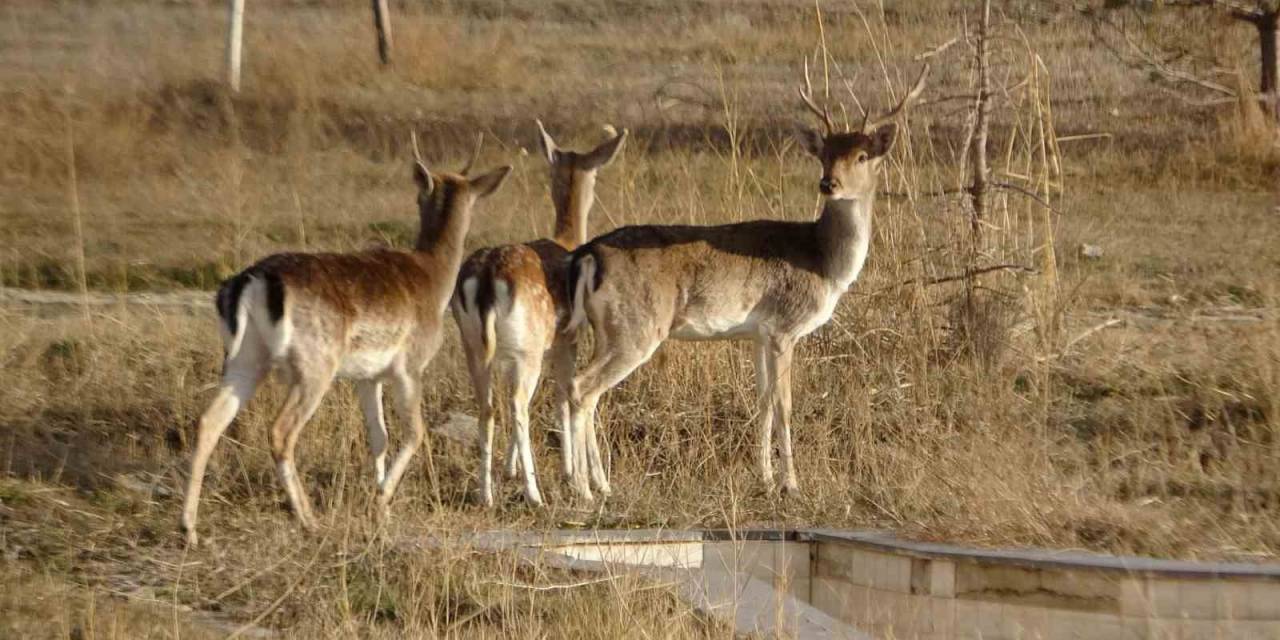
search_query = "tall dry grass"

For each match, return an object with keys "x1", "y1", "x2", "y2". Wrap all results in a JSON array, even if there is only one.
[{"x1": 1, "y1": 0, "x2": 1279, "y2": 636}]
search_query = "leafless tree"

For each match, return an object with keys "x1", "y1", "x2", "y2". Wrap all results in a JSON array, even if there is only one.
[{"x1": 1089, "y1": 1, "x2": 1280, "y2": 120}]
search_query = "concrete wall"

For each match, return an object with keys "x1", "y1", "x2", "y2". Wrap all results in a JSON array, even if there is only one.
[{"x1": 807, "y1": 536, "x2": 1280, "y2": 639}]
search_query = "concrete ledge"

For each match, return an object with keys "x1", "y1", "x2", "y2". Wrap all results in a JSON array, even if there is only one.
[{"x1": 801, "y1": 529, "x2": 1280, "y2": 582}]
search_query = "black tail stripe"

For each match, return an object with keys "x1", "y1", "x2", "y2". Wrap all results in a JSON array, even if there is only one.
[
  {"x1": 214, "y1": 267, "x2": 286, "y2": 336},
  {"x1": 215, "y1": 273, "x2": 249, "y2": 336},
  {"x1": 476, "y1": 271, "x2": 496, "y2": 320},
  {"x1": 264, "y1": 271, "x2": 285, "y2": 325}
]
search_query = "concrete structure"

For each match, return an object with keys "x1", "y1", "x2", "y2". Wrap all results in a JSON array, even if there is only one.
[{"x1": 452, "y1": 528, "x2": 1280, "y2": 639}]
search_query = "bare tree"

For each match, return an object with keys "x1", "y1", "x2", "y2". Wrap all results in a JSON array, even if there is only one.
[{"x1": 1091, "y1": 1, "x2": 1280, "y2": 119}]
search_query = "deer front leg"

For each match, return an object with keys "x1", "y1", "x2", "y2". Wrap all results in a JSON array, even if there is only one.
[
  {"x1": 772, "y1": 341, "x2": 800, "y2": 495},
  {"x1": 753, "y1": 339, "x2": 777, "y2": 491},
  {"x1": 357, "y1": 380, "x2": 388, "y2": 488},
  {"x1": 379, "y1": 369, "x2": 430, "y2": 512}
]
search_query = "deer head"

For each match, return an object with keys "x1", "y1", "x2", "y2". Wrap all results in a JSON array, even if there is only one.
[
  {"x1": 797, "y1": 63, "x2": 929, "y2": 200},
  {"x1": 536, "y1": 120, "x2": 628, "y2": 247},
  {"x1": 411, "y1": 132, "x2": 511, "y2": 251}
]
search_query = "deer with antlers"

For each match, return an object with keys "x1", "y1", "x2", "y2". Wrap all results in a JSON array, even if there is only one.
[
  {"x1": 181, "y1": 134, "x2": 511, "y2": 545},
  {"x1": 562, "y1": 65, "x2": 930, "y2": 500},
  {"x1": 453, "y1": 121, "x2": 627, "y2": 507}
]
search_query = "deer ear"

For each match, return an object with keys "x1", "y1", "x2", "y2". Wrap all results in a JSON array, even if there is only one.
[
  {"x1": 582, "y1": 128, "x2": 628, "y2": 170},
  {"x1": 469, "y1": 165, "x2": 512, "y2": 198},
  {"x1": 535, "y1": 120, "x2": 558, "y2": 165},
  {"x1": 868, "y1": 122, "x2": 898, "y2": 158},
  {"x1": 413, "y1": 162, "x2": 434, "y2": 192},
  {"x1": 798, "y1": 128, "x2": 824, "y2": 158}
]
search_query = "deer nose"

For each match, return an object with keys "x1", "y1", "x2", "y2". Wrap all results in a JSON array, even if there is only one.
[{"x1": 819, "y1": 178, "x2": 834, "y2": 195}]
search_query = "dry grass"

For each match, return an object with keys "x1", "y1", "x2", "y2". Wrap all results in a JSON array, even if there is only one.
[{"x1": 2, "y1": 0, "x2": 1279, "y2": 636}]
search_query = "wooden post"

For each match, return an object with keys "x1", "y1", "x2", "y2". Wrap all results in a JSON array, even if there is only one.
[
  {"x1": 372, "y1": 0, "x2": 392, "y2": 65},
  {"x1": 1257, "y1": 11, "x2": 1279, "y2": 121},
  {"x1": 227, "y1": 0, "x2": 246, "y2": 92}
]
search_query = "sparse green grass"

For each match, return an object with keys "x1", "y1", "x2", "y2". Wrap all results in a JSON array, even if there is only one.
[{"x1": 1, "y1": 0, "x2": 1278, "y2": 636}]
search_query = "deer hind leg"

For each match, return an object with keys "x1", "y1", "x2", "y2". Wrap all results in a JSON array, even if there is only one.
[
  {"x1": 358, "y1": 380, "x2": 388, "y2": 488},
  {"x1": 570, "y1": 339, "x2": 661, "y2": 499},
  {"x1": 463, "y1": 337, "x2": 497, "y2": 507},
  {"x1": 771, "y1": 341, "x2": 800, "y2": 494},
  {"x1": 378, "y1": 368, "x2": 427, "y2": 511},
  {"x1": 181, "y1": 347, "x2": 268, "y2": 546},
  {"x1": 506, "y1": 353, "x2": 544, "y2": 505},
  {"x1": 753, "y1": 339, "x2": 778, "y2": 491},
  {"x1": 548, "y1": 334, "x2": 577, "y2": 479},
  {"x1": 269, "y1": 361, "x2": 336, "y2": 531}
]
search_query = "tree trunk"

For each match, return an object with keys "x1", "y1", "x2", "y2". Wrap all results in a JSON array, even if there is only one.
[
  {"x1": 372, "y1": 0, "x2": 393, "y2": 66},
  {"x1": 969, "y1": 0, "x2": 992, "y2": 239},
  {"x1": 1259, "y1": 13, "x2": 1279, "y2": 120},
  {"x1": 226, "y1": 0, "x2": 246, "y2": 92}
]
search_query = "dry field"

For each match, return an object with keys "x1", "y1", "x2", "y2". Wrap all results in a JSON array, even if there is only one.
[{"x1": 1, "y1": 0, "x2": 1278, "y2": 636}]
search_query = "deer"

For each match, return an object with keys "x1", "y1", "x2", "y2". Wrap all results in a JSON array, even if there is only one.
[
  {"x1": 452, "y1": 121, "x2": 627, "y2": 507},
  {"x1": 180, "y1": 134, "x2": 512, "y2": 546},
  {"x1": 562, "y1": 64, "x2": 930, "y2": 500}
]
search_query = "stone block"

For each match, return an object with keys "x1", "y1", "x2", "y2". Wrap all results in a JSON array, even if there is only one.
[
  {"x1": 811, "y1": 576, "x2": 857, "y2": 623},
  {"x1": 1180, "y1": 620, "x2": 1221, "y2": 640},
  {"x1": 1249, "y1": 581, "x2": 1280, "y2": 620},
  {"x1": 930, "y1": 560, "x2": 957, "y2": 598},
  {"x1": 1120, "y1": 578, "x2": 1153, "y2": 617},
  {"x1": 1039, "y1": 569, "x2": 1122, "y2": 609},
  {"x1": 813, "y1": 543, "x2": 853, "y2": 582},
  {"x1": 1179, "y1": 582, "x2": 1219, "y2": 620},
  {"x1": 1046, "y1": 610, "x2": 1124, "y2": 640},
  {"x1": 872, "y1": 552, "x2": 912, "y2": 593},
  {"x1": 954, "y1": 599, "x2": 983, "y2": 639},
  {"x1": 1149, "y1": 580, "x2": 1183, "y2": 619}
]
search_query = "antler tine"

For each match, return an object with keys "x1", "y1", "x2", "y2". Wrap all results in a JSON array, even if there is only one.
[
  {"x1": 410, "y1": 130, "x2": 424, "y2": 165},
  {"x1": 862, "y1": 63, "x2": 931, "y2": 132},
  {"x1": 797, "y1": 57, "x2": 835, "y2": 136},
  {"x1": 460, "y1": 132, "x2": 484, "y2": 176}
]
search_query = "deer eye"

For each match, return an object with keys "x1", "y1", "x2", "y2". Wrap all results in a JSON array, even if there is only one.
[{"x1": 855, "y1": 152, "x2": 868, "y2": 163}]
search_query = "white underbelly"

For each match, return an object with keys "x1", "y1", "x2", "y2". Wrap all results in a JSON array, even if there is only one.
[
  {"x1": 670, "y1": 309, "x2": 760, "y2": 341},
  {"x1": 336, "y1": 348, "x2": 400, "y2": 379}
]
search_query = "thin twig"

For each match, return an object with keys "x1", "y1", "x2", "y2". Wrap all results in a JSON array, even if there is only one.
[
  {"x1": 485, "y1": 575, "x2": 626, "y2": 592},
  {"x1": 991, "y1": 181, "x2": 1067, "y2": 217}
]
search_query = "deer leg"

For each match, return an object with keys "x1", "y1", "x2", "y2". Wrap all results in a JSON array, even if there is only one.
[
  {"x1": 548, "y1": 334, "x2": 577, "y2": 478},
  {"x1": 753, "y1": 339, "x2": 777, "y2": 491},
  {"x1": 462, "y1": 338, "x2": 497, "y2": 507},
  {"x1": 269, "y1": 363, "x2": 336, "y2": 531},
  {"x1": 571, "y1": 342, "x2": 658, "y2": 499},
  {"x1": 379, "y1": 369, "x2": 427, "y2": 511},
  {"x1": 504, "y1": 362, "x2": 522, "y2": 478},
  {"x1": 771, "y1": 341, "x2": 800, "y2": 494},
  {"x1": 507, "y1": 354, "x2": 544, "y2": 506},
  {"x1": 357, "y1": 380, "x2": 388, "y2": 488},
  {"x1": 181, "y1": 351, "x2": 266, "y2": 546}
]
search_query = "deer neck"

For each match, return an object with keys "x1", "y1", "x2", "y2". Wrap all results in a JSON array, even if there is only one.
[
  {"x1": 552, "y1": 171, "x2": 596, "y2": 250},
  {"x1": 414, "y1": 184, "x2": 472, "y2": 274},
  {"x1": 816, "y1": 195, "x2": 874, "y2": 290}
]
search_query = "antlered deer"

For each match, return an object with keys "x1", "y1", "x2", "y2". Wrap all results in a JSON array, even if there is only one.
[
  {"x1": 181, "y1": 134, "x2": 511, "y2": 545},
  {"x1": 453, "y1": 121, "x2": 626, "y2": 506},
  {"x1": 563, "y1": 65, "x2": 930, "y2": 499}
]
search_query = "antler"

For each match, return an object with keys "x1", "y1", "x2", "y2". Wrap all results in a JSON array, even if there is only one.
[
  {"x1": 797, "y1": 57, "x2": 835, "y2": 136},
  {"x1": 860, "y1": 63, "x2": 931, "y2": 132},
  {"x1": 460, "y1": 132, "x2": 484, "y2": 176},
  {"x1": 410, "y1": 130, "x2": 425, "y2": 165}
]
